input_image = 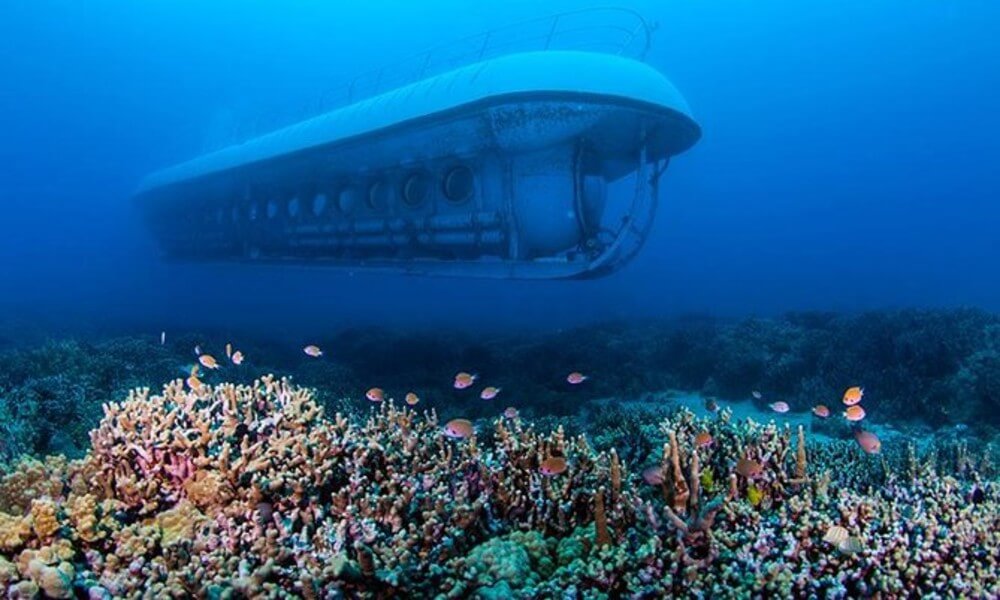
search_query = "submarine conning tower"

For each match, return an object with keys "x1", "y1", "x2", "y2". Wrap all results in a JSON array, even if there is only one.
[{"x1": 134, "y1": 12, "x2": 701, "y2": 279}]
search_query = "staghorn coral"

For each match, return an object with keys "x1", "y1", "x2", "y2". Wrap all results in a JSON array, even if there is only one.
[{"x1": 0, "y1": 376, "x2": 995, "y2": 598}]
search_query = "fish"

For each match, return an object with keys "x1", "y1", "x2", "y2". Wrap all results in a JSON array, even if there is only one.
[
  {"x1": 190, "y1": 365, "x2": 200, "y2": 377},
  {"x1": 453, "y1": 372, "x2": 477, "y2": 389},
  {"x1": 231, "y1": 351, "x2": 244, "y2": 366},
  {"x1": 304, "y1": 345, "x2": 323, "y2": 357},
  {"x1": 735, "y1": 458, "x2": 763, "y2": 478},
  {"x1": 194, "y1": 344, "x2": 201, "y2": 355},
  {"x1": 854, "y1": 430, "x2": 881, "y2": 454},
  {"x1": 198, "y1": 354, "x2": 219, "y2": 369},
  {"x1": 160, "y1": 331, "x2": 165, "y2": 345},
  {"x1": 843, "y1": 386, "x2": 864, "y2": 406},
  {"x1": 843, "y1": 405, "x2": 866, "y2": 422},
  {"x1": 480, "y1": 386, "x2": 501, "y2": 400},
  {"x1": 812, "y1": 404, "x2": 831, "y2": 418},
  {"x1": 405, "y1": 392, "x2": 420, "y2": 406},
  {"x1": 366, "y1": 387, "x2": 385, "y2": 403},
  {"x1": 704, "y1": 397, "x2": 719, "y2": 412},
  {"x1": 503, "y1": 407, "x2": 519, "y2": 419},
  {"x1": 186, "y1": 375, "x2": 202, "y2": 390},
  {"x1": 539, "y1": 456, "x2": 568, "y2": 476},
  {"x1": 443, "y1": 418, "x2": 474, "y2": 439},
  {"x1": 752, "y1": 391, "x2": 763, "y2": 400},
  {"x1": 225, "y1": 343, "x2": 232, "y2": 359},
  {"x1": 823, "y1": 525, "x2": 849, "y2": 547},
  {"x1": 769, "y1": 401, "x2": 790, "y2": 413},
  {"x1": 694, "y1": 431, "x2": 713, "y2": 448},
  {"x1": 641, "y1": 465, "x2": 665, "y2": 485},
  {"x1": 566, "y1": 372, "x2": 588, "y2": 385}
]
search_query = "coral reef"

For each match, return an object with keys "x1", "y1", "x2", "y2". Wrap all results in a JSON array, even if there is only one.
[{"x1": 0, "y1": 376, "x2": 995, "y2": 598}]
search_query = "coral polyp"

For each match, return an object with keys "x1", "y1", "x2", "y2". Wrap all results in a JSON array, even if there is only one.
[{"x1": 0, "y1": 376, "x2": 996, "y2": 598}]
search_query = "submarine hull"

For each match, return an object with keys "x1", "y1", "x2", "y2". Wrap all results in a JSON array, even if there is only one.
[{"x1": 135, "y1": 51, "x2": 701, "y2": 279}]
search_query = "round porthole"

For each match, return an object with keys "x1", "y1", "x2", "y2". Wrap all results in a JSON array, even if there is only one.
[
  {"x1": 312, "y1": 192, "x2": 328, "y2": 217},
  {"x1": 338, "y1": 187, "x2": 360, "y2": 214},
  {"x1": 266, "y1": 198, "x2": 279, "y2": 220},
  {"x1": 368, "y1": 180, "x2": 390, "y2": 211},
  {"x1": 443, "y1": 166, "x2": 474, "y2": 203},
  {"x1": 288, "y1": 196, "x2": 301, "y2": 218},
  {"x1": 403, "y1": 172, "x2": 431, "y2": 207}
]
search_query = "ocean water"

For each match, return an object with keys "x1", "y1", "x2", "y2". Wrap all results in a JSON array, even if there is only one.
[{"x1": 1, "y1": 2, "x2": 998, "y2": 598}]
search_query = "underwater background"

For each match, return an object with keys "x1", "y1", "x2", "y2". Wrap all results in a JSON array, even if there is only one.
[{"x1": 1, "y1": 1, "x2": 999, "y2": 598}]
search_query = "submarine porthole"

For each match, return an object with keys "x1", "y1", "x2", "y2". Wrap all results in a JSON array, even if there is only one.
[
  {"x1": 368, "y1": 180, "x2": 390, "y2": 211},
  {"x1": 312, "y1": 193, "x2": 328, "y2": 217},
  {"x1": 403, "y1": 172, "x2": 431, "y2": 207},
  {"x1": 288, "y1": 196, "x2": 301, "y2": 218},
  {"x1": 338, "y1": 187, "x2": 360, "y2": 215},
  {"x1": 443, "y1": 166, "x2": 474, "y2": 203}
]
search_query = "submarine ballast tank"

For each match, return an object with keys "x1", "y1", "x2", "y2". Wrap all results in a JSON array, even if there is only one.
[{"x1": 134, "y1": 11, "x2": 701, "y2": 279}]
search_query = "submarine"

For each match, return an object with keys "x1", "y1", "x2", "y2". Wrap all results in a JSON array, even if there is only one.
[{"x1": 134, "y1": 12, "x2": 701, "y2": 279}]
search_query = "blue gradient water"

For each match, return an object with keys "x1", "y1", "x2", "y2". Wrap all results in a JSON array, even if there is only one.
[{"x1": 1, "y1": 1, "x2": 997, "y2": 336}]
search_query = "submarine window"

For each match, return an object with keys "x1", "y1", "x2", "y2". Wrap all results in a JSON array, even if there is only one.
[
  {"x1": 403, "y1": 173, "x2": 431, "y2": 207},
  {"x1": 312, "y1": 193, "x2": 328, "y2": 217},
  {"x1": 368, "y1": 180, "x2": 390, "y2": 211},
  {"x1": 443, "y1": 166, "x2": 474, "y2": 203},
  {"x1": 338, "y1": 187, "x2": 360, "y2": 214},
  {"x1": 288, "y1": 196, "x2": 301, "y2": 218}
]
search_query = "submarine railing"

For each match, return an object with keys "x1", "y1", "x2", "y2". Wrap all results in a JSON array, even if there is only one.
[{"x1": 214, "y1": 7, "x2": 655, "y2": 150}]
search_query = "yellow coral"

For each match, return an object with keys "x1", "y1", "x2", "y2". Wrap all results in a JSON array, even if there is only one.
[
  {"x1": 152, "y1": 500, "x2": 207, "y2": 547},
  {"x1": 29, "y1": 498, "x2": 60, "y2": 540},
  {"x1": 0, "y1": 512, "x2": 31, "y2": 552}
]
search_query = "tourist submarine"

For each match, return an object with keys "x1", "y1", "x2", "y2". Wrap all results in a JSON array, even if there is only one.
[{"x1": 134, "y1": 25, "x2": 701, "y2": 279}]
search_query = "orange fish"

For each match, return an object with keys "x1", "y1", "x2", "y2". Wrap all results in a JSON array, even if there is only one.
[
  {"x1": 539, "y1": 456, "x2": 568, "y2": 476},
  {"x1": 812, "y1": 404, "x2": 831, "y2": 418},
  {"x1": 405, "y1": 392, "x2": 420, "y2": 406},
  {"x1": 443, "y1": 418, "x2": 474, "y2": 439},
  {"x1": 641, "y1": 465, "x2": 665, "y2": 485},
  {"x1": 366, "y1": 387, "x2": 385, "y2": 403},
  {"x1": 735, "y1": 458, "x2": 763, "y2": 478},
  {"x1": 225, "y1": 343, "x2": 233, "y2": 359},
  {"x1": 186, "y1": 375, "x2": 203, "y2": 390},
  {"x1": 566, "y1": 372, "x2": 588, "y2": 385},
  {"x1": 198, "y1": 354, "x2": 219, "y2": 369},
  {"x1": 480, "y1": 386, "x2": 501, "y2": 400},
  {"x1": 453, "y1": 372, "x2": 477, "y2": 390},
  {"x1": 843, "y1": 405, "x2": 866, "y2": 422},
  {"x1": 304, "y1": 345, "x2": 323, "y2": 358},
  {"x1": 843, "y1": 386, "x2": 864, "y2": 406},
  {"x1": 854, "y1": 430, "x2": 881, "y2": 454},
  {"x1": 231, "y1": 351, "x2": 244, "y2": 366},
  {"x1": 694, "y1": 431, "x2": 713, "y2": 448}
]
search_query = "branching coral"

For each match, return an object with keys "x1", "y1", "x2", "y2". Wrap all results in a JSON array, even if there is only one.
[{"x1": 0, "y1": 376, "x2": 996, "y2": 598}]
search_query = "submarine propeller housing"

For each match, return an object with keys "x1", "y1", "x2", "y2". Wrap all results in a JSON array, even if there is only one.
[{"x1": 135, "y1": 10, "x2": 701, "y2": 279}]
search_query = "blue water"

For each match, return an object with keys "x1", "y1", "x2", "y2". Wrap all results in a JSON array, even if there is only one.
[{"x1": 1, "y1": 1, "x2": 998, "y2": 337}]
